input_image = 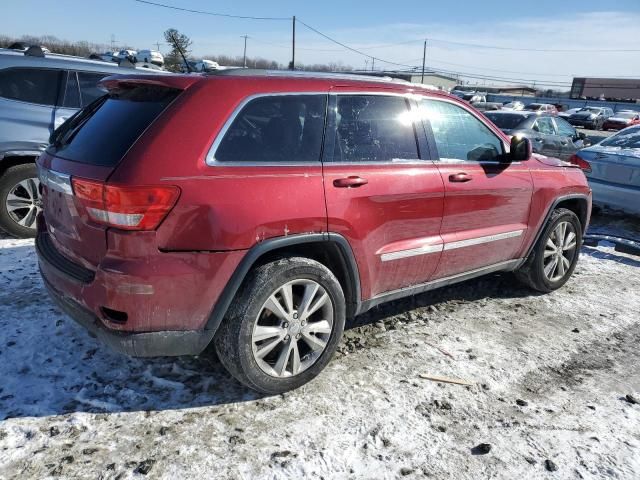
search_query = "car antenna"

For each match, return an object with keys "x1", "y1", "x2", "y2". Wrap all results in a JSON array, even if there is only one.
[{"x1": 168, "y1": 31, "x2": 192, "y2": 73}]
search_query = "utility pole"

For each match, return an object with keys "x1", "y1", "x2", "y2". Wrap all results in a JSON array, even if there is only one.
[
  {"x1": 371, "y1": 57, "x2": 375, "y2": 71},
  {"x1": 241, "y1": 35, "x2": 249, "y2": 68},
  {"x1": 290, "y1": 16, "x2": 296, "y2": 70},
  {"x1": 110, "y1": 34, "x2": 116, "y2": 51},
  {"x1": 155, "y1": 41, "x2": 161, "y2": 52},
  {"x1": 421, "y1": 39, "x2": 427, "y2": 84}
]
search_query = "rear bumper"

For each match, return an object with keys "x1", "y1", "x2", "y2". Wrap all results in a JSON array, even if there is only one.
[
  {"x1": 42, "y1": 274, "x2": 211, "y2": 356},
  {"x1": 36, "y1": 229, "x2": 245, "y2": 356},
  {"x1": 589, "y1": 178, "x2": 640, "y2": 215}
]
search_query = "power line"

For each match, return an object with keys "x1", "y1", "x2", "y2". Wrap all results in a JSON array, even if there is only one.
[
  {"x1": 426, "y1": 37, "x2": 640, "y2": 53},
  {"x1": 133, "y1": 0, "x2": 290, "y2": 21},
  {"x1": 296, "y1": 19, "x2": 418, "y2": 69}
]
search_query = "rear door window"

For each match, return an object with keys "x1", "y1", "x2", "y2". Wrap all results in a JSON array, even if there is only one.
[
  {"x1": 0, "y1": 67, "x2": 61, "y2": 106},
  {"x1": 214, "y1": 94, "x2": 327, "y2": 163},
  {"x1": 327, "y1": 95, "x2": 419, "y2": 163},
  {"x1": 533, "y1": 117, "x2": 556, "y2": 135},
  {"x1": 48, "y1": 86, "x2": 179, "y2": 166}
]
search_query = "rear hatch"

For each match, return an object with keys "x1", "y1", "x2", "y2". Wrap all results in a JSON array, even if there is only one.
[{"x1": 38, "y1": 77, "x2": 187, "y2": 269}]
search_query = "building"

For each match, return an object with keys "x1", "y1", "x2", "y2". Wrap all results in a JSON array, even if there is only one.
[{"x1": 571, "y1": 77, "x2": 640, "y2": 101}]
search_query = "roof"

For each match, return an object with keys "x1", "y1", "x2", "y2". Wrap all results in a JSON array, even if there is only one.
[{"x1": 0, "y1": 48, "x2": 165, "y2": 75}]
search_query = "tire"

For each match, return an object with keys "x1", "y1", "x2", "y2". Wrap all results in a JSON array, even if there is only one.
[
  {"x1": 516, "y1": 208, "x2": 582, "y2": 293},
  {"x1": 0, "y1": 163, "x2": 41, "y2": 238},
  {"x1": 215, "y1": 257, "x2": 346, "y2": 394}
]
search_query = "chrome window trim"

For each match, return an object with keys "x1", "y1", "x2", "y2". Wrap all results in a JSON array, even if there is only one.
[
  {"x1": 379, "y1": 229, "x2": 524, "y2": 261},
  {"x1": 205, "y1": 92, "x2": 328, "y2": 167}
]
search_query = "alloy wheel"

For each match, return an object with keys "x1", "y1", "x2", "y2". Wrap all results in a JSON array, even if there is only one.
[
  {"x1": 251, "y1": 279, "x2": 334, "y2": 378},
  {"x1": 543, "y1": 221, "x2": 578, "y2": 282},
  {"x1": 6, "y1": 177, "x2": 41, "y2": 230}
]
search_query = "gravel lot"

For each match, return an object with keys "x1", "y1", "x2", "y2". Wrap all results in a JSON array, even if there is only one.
[{"x1": 0, "y1": 211, "x2": 639, "y2": 479}]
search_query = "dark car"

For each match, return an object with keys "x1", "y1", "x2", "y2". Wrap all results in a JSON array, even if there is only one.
[
  {"x1": 36, "y1": 71, "x2": 591, "y2": 394},
  {"x1": 568, "y1": 107, "x2": 613, "y2": 130},
  {"x1": 484, "y1": 111, "x2": 589, "y2": 160}
]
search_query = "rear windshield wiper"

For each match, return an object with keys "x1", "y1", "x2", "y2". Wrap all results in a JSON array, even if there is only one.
[{"x1": 50, "y1": 95, "x2": 108, "y2": 149}]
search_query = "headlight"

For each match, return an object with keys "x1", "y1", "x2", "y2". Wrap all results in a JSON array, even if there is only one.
[{"x1": 589, "y1": 114, "x2": 597, "y2": 119}]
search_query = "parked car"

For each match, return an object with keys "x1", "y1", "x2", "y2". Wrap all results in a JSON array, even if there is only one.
[
  {"x1": 502, "y1": 101, "x2": 525, "y2": 111},
  {"x1": 567, "y1": 107, "x2": 614, "y2": 130},
  {"x1": 36, "y1": 70, "x2": 591, "y2": 394},
  {"x1": 96, "y1": 51, "x2": 117, "y2": 63},
  {"x1": 484, "y1": 111, "x2": 590, "y2": 160},
  {"x1": 558, "y1": 107, "x2": 581, "y2": 119},
  {"x1": 135, "y1": 50, "x2": 164, "y2": 66},
  {"x1": 0, "y1": 47, "x2": 162, "y2": 237},
  {"x1": 571, "y1": 125, "x2": 639, "y2": 215},
  {"x1": 523, "y1": 103, "x2": 558, "y2": 115},
  {"x1": 602, "y1": 111, "x2": 640, "y2": 131},
  {"x1": 114, "y1": 49, "x2": 137, "y2": 62}
]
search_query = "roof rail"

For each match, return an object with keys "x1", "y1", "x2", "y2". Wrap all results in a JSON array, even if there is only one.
[{"x1": 206, "y1": 69, "x2": 438, "y2": 89}]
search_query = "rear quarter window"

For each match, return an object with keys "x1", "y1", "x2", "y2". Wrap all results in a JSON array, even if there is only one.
[
  {"x1": 214, "y1": 94, "x2": 327, "y2": 163},
  {"x1": 48, "y1": 85, "x2": 179, "y2": 167}
]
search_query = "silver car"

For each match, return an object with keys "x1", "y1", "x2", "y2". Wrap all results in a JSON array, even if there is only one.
[
  {"x1": 575, "y1": 125, "x2": 640, "y2": 215},
  {"x1": 0, "y1": 47, "x2": 159, "y2": 237}
]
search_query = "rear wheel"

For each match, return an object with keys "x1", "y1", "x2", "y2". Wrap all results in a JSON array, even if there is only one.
[
  {"x1": 0, "y1": 163, "x2": 41, "y2": 238},
  {"x1": 516, "y1": 208, "x2": 582, "y2": 292},
  {"x1": 215, "y1": 257, "x2": 346, "y2": 394}
]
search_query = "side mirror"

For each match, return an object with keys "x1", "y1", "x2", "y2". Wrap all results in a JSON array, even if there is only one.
[
  {"x1": 577, "y1": 131, "x2": 587, "y2": 140},
  {"x1": 509, "y1": 136, "x2": 531, "y2": 162}
]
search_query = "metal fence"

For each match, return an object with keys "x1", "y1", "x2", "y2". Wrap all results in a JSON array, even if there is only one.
[{"x1": 486, "y1": 94, "x2": 640, "y2": 113}]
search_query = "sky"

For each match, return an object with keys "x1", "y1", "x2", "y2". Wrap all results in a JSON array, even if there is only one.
[{"x1": 4, "y1": 0, "x2": 640, "y2": 88}]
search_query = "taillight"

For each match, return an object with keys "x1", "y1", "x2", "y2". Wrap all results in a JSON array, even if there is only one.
[
  {"x1": 71, "y1": 178, "x2": 180, "y2": 230},
  {"x1": 568, "y1": 154, "x2": 592, "y2": 174}
]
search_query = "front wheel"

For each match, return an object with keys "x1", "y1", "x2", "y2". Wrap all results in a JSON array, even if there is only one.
[
  {"x1": 516, "y1": 208, "x2": 582, "y2": 292},
  {"x1": 215, "y1": 257, "x2": 346, "y2": 394},
  {"x1": 0, "y1": 163, "x2": 41, "y2": 238}
]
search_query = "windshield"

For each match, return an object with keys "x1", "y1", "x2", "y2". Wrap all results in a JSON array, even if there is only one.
[
  {"x1": 462, "y1": 94, "x2": 475, "y2": 101},
  {"x1": 600, "y1": 126, "x2": 640, "y2": 149},
  {"x1": 614, "y1": 112, "x2": 637, "y2": 119},
  {"x1": 580, "y1": 107, "x2": 601, "y2": 113},
  {"x1": 484, "y1": 113, "x2": 526, "y2": 130},
  {"x1": 524, "y1": 104, "x2": 542, "y2": 111}
]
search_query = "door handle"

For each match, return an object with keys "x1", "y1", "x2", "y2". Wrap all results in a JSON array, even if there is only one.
[
  {"x1": 449, "y1": 172, "x2": 472, "y2": 183},
  {"x1": 333, "y1": 176, "x2": 368, "y2": 188}
]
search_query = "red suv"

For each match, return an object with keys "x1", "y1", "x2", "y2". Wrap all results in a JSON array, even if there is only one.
[{"x1": 36, "y1": 71, "x2": 591, "y2": 393}]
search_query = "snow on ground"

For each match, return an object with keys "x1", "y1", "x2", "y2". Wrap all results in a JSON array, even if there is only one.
[{"x1": 0, "y1": 214, "x2": 639, "y2": 479}]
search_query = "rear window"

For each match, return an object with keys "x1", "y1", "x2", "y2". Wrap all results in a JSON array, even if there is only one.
[
  {"x1": 48, "y1": 85, "x2": 179, "y2": 167},
  {"x1": 484, "y1": 113, "x2": 526, "y2": 130},
  {"x1": 600, "y1": 127, "x2": 640, "y2": 149}
]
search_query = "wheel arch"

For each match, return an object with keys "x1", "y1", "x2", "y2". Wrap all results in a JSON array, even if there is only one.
[
  {"x1": 523, "y1": 193, "x2": 591, "y2": 261},
  {"x1": 0, "y1": 153, "x2": 40, "y2": 177},
  {"x1": 203, "y1": 233, "x2": 361, "y2": 340}
]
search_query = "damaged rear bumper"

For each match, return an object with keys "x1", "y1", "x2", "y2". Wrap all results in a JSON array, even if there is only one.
[{"x1": 42, "y1": 274, "x2": 212, "y2": 357}]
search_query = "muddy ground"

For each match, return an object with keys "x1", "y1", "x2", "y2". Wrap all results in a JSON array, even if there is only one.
[{"x1": 0, "y1": 212, "x2": 639, "y2": 479}]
